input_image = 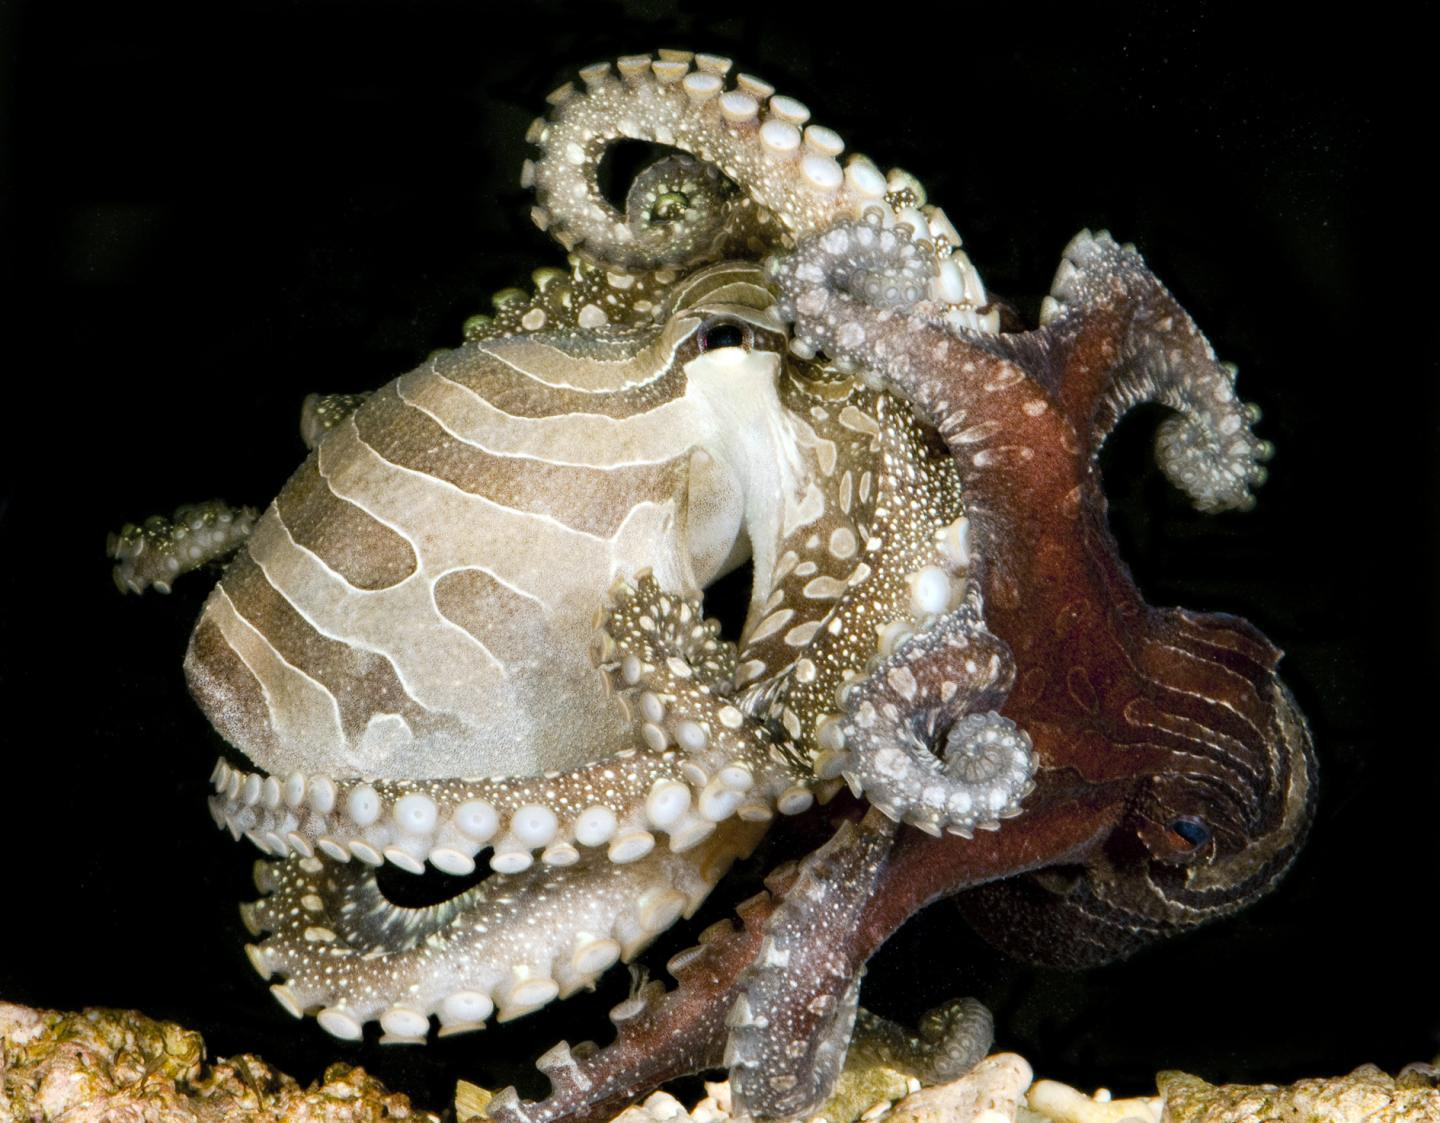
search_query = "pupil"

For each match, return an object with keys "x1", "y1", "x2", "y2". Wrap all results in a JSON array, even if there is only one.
[
  {"x1": 702, "y1": 323, "x2": 746, "y2": 351},
  {"x1": 1169, "y1": 817, "x2": 1210, "y2": 848}
]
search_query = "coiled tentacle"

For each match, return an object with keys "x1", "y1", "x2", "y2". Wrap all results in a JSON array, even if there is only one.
[
  {"x1": 526, "y1": 52, "x2": 995, "y2": 334},
  {"x1": 771, "y1": 217, "x2": 1272, "y2": 514},
  {"x1": 1040, "y1": 229, "x2": 1273, "y2": 512},
  {"x1": 531, "y1": 52, "x2": 871, "y2": 270},
  {"x1": 832, "y1": 588, "x2": 1035, "y2": 837}
]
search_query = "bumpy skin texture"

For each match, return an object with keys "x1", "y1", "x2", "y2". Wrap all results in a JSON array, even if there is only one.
[{"x1": 115, "y1": 50, "x2": 1315, "y2": 1123}]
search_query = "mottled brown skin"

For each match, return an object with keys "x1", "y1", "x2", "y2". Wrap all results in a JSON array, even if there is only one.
[{"x1": 483, "y1": 230, "x2": 1315, "y2": 1123}]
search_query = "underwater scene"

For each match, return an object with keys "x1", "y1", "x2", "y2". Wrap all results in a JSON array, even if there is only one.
[{"x1": 2, "y1": 3, "x2": 1434, "y2": 1120}]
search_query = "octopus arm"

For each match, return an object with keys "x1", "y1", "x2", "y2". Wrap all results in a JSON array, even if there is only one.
[
  {"x1": 1036, "y1": 230, "x2": 1273, "y2": 513},
  {"x1": 768, "y1": 215, "x2": 1054, "y2": 456},
  {"x1": 241, "y1": 818, "x2": 764, "y2": 1043},
  {"x1": 830, "y1": 585, "x2": 1035, "y2": 837},
  {"x1": 532, "y1": 54, "x2": 897, "y2": 273},
  {"x1": 721, "y1": 815, "x2": 999, "y2": 1117},
  {"x1": 727, "y1": 811, "x2": 898, "y2": 1119},
  {"x1": 483, "y1": 792, "x2": 1126, "y2": 1123},
  {"x1": 771, "y1": 219, "x2": 1271, "y2": 516},
  {"x1": 108, "y1": 500, "x2": 258, "y2": 594},
  {"x1": 300, "y1": 391, "x2": 372, "y2": 448},
  {"x1": 851, "y1": 997, "x2": 994, "y2": 1085},
  {"x1": 484, "y1": 880, "x2": 782, "y2": 1123}
]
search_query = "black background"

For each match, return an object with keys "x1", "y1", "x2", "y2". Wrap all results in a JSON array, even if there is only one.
[{"x1": 2, "y1": 1, "x2": 1436, "y2": 1115}]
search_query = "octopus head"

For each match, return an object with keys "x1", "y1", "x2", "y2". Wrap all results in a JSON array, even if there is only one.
[{"x1": 960, "y1": 607, "x2": 1316, "y2": 967}]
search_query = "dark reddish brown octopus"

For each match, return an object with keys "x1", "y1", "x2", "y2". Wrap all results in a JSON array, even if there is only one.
[{"x1": 480, "y1": 222, "x2": 1315, "y2": 1123}]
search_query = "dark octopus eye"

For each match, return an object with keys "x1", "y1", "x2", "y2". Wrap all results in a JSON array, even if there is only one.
[
  {"x1": 1168, "y1": 816, "x2": 1212, "y2": 850},
  {"x1": 698, "y1": 318, "x2": 751, "y2": 352}
]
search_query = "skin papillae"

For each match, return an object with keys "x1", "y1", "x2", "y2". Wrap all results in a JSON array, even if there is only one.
[{"x1": 109, "y1": 50, "x2": 1314, "y2": 1123}]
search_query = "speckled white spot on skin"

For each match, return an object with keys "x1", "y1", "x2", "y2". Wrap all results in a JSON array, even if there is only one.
[{"x1": 785, "y1": 620, "x2": 822, "y2": 647}]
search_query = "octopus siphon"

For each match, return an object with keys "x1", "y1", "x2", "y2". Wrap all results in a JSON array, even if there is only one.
[{"x1": 110, "y1": 49, "x2": 1316, "y2": 1123}]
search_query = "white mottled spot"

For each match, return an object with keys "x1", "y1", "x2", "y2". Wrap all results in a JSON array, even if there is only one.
[
  {"x1": 803, "y1": 575, "x2": 848, "y2": 599},
  {"x1": 785, "y1": 620, "x2": 822, "y2": 647},
  {"x1": 748, "y1": 608, "x2": 795, "y2": 643},
  {"x1": 887, "y1": 666, "x2": 918, "y2": 700},
  {"x1": 839, "y1": 405, "x2": 881, "y2": 436},
  {"x1": 736, "y1": 659, "x2": 767, "y2": 684}
]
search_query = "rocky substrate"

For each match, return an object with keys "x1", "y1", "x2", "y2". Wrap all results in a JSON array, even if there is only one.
[{"x1": 4, "y1": 1002, "x2": 1435, "y2": 1122}]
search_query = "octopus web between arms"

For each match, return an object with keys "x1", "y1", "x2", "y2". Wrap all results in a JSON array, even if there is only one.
[{"x1": 109, "y1": 50, "x2": 1316, "y2": 1123}]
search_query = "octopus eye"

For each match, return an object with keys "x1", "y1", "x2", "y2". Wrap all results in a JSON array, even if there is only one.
[
  {"x1": 698, "y1": 318, "x2": 752, "y2": 352},
  {"x1": 1167, "y1": 816, "x2": 1212, "y2": 851}
]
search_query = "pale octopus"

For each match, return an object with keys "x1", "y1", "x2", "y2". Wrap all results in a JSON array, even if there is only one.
[{"x1": 111, "y1": 50, "x2": 1314, "y2": 1123}]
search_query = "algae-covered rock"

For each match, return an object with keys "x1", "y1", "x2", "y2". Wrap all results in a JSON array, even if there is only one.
[
  {"x1": 1156, "y1": 1064, "x2": 1440, "y2": 1122},
  {"x1": 0, "y1": 1003, "x2": 439, "y2": 1121}
]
